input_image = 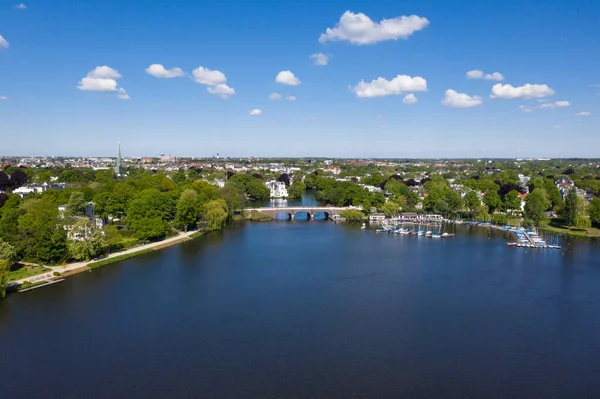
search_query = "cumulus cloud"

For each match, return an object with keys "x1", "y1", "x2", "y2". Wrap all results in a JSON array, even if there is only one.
[
  {"x1": 319, "y1": 11, "x2": 429, "y2": 45},
  {"x1": 146, "y1": 64, "x2": 184, "y2": 78},
  {"x1": 442, "y1": 89, "x2": 482, "y2": 108},
  {"x1": 575, "y1": 111, "x2": 591, "y2": 116},
  {"x1": 286, "y1": 95, "x2": 296, "y2": 102},
  {"x1": 553, "y1": 125, "x2": 561, "y2": 129},
  {"x1": 466, "y1": 70, "x2": 484, "y2": 79},
  {"x1": 0, "y1": 95, "x2": 9, "y2": 101},
  {"x1": 310, "y1": 52, "x2": 330, "y2": 66},
  {"x1": 375, "y1": 124, "x2": 387, "y2": 129},
  {"x1": 403, "y1": 93, "x2": 418, "y2": 104},
  {"x1": 484, "y1": 72, "x2": 504, "y2": 81},
  {"x1": 269, "y1": 92, "x2": 282, "y2": 100},
  {"x1": 117, "y1": 88, "x2": 130, "y2": 100},
  {"x1": 77, "y1": 66, "x2": 127, "y2": 98},
  {"x1": 16, "y1": 3, "x2": 26, "y2": 9},
  {"x1": 192, "y1": 67, "x2": 227, "y2": 86},
  {"x1": 206, "y1": 84, "x2": 235, "y2": 98},
  {"x1": 490, "y1": 83, "x2": 555, "y2": 99},
  {"x1": 249, "y1": 109, "x2": 262, "y2": 116},
  {"x1": 192, "y1": 66, "x2": 234, "y2": 98},
  {"x1": 353, "y1": 75, "x2": 427, "y2": 98},
  {"x1": 276, "y1": 70, "x2": 301, "y2": 86},
  {"x1": 0, "y1": 35, "x2": 9, "y2": 49},
  {"x1": 467, "y1": 70, "x2": 504, "y2": 81}
]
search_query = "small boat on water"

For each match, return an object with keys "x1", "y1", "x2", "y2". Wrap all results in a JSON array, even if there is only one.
[
  {"x1": 361, "y1": 223, "x2": 366, "y2": 229},
  {"x1": 507, "y1": 242, "x2": 517, "y2": 247}
]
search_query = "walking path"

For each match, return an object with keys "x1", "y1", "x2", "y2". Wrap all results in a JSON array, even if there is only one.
[{"x1": 8, "y1": 230, "x2": 198, "y2": 288}]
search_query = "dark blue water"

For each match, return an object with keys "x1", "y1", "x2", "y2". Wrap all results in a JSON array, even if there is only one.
[{"x1": 1, "y1": 222, "x2": 600, "y2": 398}]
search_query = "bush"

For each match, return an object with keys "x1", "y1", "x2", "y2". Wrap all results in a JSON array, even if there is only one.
[
  {"x1": 53, "y1": 272, "x2": 61, "y2": 277},
  {"x1": 491, "y1": 213, "x2": 508, "y2": 225}
]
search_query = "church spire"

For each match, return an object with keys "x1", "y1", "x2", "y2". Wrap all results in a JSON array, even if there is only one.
[{"x1": 115, "y1": 140, "x2": 122, "y2": 175}]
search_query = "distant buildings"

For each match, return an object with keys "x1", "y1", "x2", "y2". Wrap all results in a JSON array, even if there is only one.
[
  {"x1": 266, "y1": 180, "x2": 288, "y2": 198},
  {"x1": 13, "y1": 182, "x2": 64, "y2": 198}
]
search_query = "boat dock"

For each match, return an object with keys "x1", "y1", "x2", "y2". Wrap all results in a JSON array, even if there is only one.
[{"x1": 377, "y1": 221, "x2": 454, "y2": 239}]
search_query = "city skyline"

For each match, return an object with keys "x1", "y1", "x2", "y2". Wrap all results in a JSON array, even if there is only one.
[{"x1": 1, "y1": 0, "x2": 599, "y2": 157}]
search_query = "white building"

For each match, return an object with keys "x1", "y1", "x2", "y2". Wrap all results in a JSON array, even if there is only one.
[{"x1": 266, "y1": 180, "x2": 288, "y2": 198}]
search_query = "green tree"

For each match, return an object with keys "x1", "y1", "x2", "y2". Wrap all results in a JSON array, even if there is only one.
[
  {"x1": 0, "y1": 240, "x2": 17, "y2": 266},
  {"x1": 589, "y1": 198, "x2": 600, "y2": 226},
  {"x1": 564, "y1": 187, "x2": 578, "y2": 226},
  {"x1": 0, "y1": 259, "x2": 8, "y2": 298},
  {"x1": 483, "y1": 190, "x2": 502, "y2": 213},
  {"x1": 175, "y1": 189, "x2": 201, "y2": 231},
  {"x1": 444, "y1": 189, "x2": 463, "y2": 217},
  {"x1": 525, "y1": 188, "x2": 551, "y2": 226},
  {"x1": 17, "y1": 199, "x2": 67, "y2": 263},
  {"x1": 463, "y1": 191, "x2": 481, "y2": 214},
  {"x1": 246, "y1": 179, "x2": 270, "y2": 200},
  {"x1": 66, "y1": 191, "x2": 87, "y2": 217},
  {"x1": 503, "y1": 190, "x2": 522, "y2": 212},
  {"x1": 127, "y1": 189, "x2": 175, "y2": 240},
  {"x1": 380, "y1": 201, "x2": 400, "y2": 217},
  {"x1": 288, "y1": 181, "x2": 306, "y2": 200},
  {"x1": 204, "y1": 199, "x2": 228, "y2": 230}
]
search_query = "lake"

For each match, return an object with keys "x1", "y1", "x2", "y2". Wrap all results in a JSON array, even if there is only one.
[{"x1": 1, "y1": 217, "x2": 600, "y2": 398}]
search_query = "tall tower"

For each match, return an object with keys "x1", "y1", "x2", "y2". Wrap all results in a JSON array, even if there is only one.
[{"x1": 114, "y1": 140, "x2": 122, "y2": 175}]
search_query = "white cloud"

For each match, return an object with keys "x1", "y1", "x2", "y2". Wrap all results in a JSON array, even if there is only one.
[
  {"x1": 191, "y1": 66, "x2": 234, "y2": 98},
  {"x1": 206, "y1": 84, "x2": 235, "y2": 98},
  {"x1": 375, "y1": 124, "x2": 387, "y2": 129},
  {"x1": 78, "y1": 76, "x2": 118, "y2": 91},
  {"x1": 276, "y1": 70, "x2": 301, "y2": 86},
  {"x1": 77, "y1": 66, "x2": 128, "y2": 99},
  {"x1": 269, "y1": 92, "x2": 282, "y2": 100},
  {"x1": 553, "y1": 125, "x2": 561, "y2": 129},
  {"x1": 0, "y1": 95, "x2": 9, "y2": 101},
  {"x1": 403, "y1": 93, "x2": 418, "y2": 104},
  {"x1": 467, "y1": 70, "x2": 504, "y2": 81},
  {"x1": 0, "y1": 35, "x2": 9, "y2": 49},
  {"x1": 484, "y1": 72, "x2": 504, "y2": 81},
  {"x1": 192, "y1": 67, "x2": 227, "y2": 86},
  {"x1": 117, "y1": 88, "x2": 130, "y2": 100},
  {"x1": 310, "y1": 52, "x2": 329, "y2": 66},
  {"x1": 490, "y1": 83, "x2": 555, "y2": 99},
  {"x1": 249, "y1": 109, "x2": 262, "y2": 116},
  {"x1": 575, "y1": 111, "x2": 591, "y2": 116},
  {"x1": 353, "y1": 75, "x2": 427, "y2": 98},
  {"x1": 146, "y1": 64, "x2": 184, "y2": 78},
  {"x1": 286, "y1": 95, "x2": 296, "y2": 102},
  {"x1": 319, "y1": 11, "x2": 429, "y2": 45},
  {"x1": 16, "y1": 3, "x2": 26, "y2": 9},
  {"x1": 539, "y1": 100, "x2": 571, "y2": 109},
  {"x1": 88, "y1": 66, "x2": 122, "y2": 79},
  {"x1": 466, "y1": 70, "x2": 484, "y2": 79},
  {"x1": 442, "y1": 89, "x2": 482, "y2": 108}
]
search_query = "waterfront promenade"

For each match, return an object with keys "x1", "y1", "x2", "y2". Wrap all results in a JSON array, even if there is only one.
[{"x1": 7, "y1": 230, "x2": 198, "y2": 288}]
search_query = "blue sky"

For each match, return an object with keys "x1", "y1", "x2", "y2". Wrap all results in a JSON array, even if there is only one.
[{"x1": 1, "y1": 0, "x2": 599, "y2": 158}]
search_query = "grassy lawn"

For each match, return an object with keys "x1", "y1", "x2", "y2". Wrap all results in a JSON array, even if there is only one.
[
  {"x1": 8, "y1": 264, "x2": 51, "y2": 282},
  {"x1": 539, "y1": 220, "x2": 600, "y2": 238}
]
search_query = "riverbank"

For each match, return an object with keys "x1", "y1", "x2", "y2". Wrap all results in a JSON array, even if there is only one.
[{"x1": 7, "y1": 229, "x2": 204, "y2": 292}]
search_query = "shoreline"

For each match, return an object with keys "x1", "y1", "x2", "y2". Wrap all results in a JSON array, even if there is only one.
[{"x1": 7, "y1": 229, "x2": 203, "y2": 292}]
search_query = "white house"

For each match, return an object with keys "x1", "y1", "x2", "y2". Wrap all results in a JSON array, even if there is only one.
[{"x1": 266, "y1": 180, "x2": 288, "y2": 198}]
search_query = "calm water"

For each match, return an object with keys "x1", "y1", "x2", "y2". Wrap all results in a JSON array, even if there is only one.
[{"x1": 1, "y1": 221, "x2": 600, "y2": 398}]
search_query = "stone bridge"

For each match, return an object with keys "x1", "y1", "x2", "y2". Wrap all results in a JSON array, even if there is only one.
[{"x1": 245, "y1": 206, "x2": 349, "y2": 220}]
